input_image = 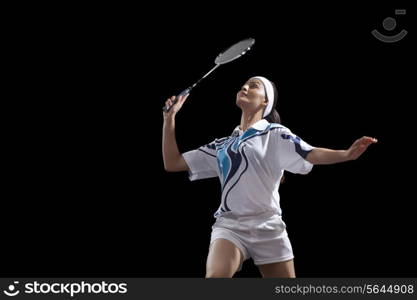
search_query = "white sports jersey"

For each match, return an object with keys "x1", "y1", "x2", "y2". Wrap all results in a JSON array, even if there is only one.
[{"x1": 182, "y1": 119, "x2": 315, "y2": 218}]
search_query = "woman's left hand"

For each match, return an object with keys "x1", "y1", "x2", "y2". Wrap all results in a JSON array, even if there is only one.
[{"x1": 346, "y1": 136, "x2": 378, "y2": 161}]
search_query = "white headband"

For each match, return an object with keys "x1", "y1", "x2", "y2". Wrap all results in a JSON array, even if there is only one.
[{"x1": 252, "y1": 76, "x2": 274, "y2": 117}]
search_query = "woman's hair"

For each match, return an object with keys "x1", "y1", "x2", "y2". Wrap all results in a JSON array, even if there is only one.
[{"x1": 263, "y1": 80, "x2": 281, "y2": 124}]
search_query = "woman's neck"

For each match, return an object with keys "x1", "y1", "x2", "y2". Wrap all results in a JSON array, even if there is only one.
[{"x1": 240, "y1": 110, "x2": 263, "y2": 132}]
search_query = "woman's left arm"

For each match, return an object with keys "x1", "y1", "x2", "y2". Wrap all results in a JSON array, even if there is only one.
[{"x1": 306, "y1": 136, "x2": 378, "y2": 165}]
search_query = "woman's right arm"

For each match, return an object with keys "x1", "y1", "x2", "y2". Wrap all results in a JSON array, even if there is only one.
[{"x1": 162, "y1": 95, "x2": 190, "y2": 172}]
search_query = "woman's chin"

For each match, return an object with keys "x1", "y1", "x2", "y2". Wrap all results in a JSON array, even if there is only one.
[{"x1": 236, "y1": 98, "x2": 247, "y2": 107}]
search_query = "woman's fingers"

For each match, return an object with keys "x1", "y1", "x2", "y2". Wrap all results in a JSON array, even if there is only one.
[
  {"x1": 362, "y1": 136, "x2": 378, "y2": 143},
  {"x1": 356, "y1": 136, "x2": 377, "y2": 148},
  {"x1": 178, "y1": 93, "x2": 189, "y2": 104},
  {"x1": 364, "y1": 137, "x2": 377, "y2": 147},
  {"x1": 173, "y1": 93, "x2": 189, "y2": 108},
  {"x1": 163, "y1": 93, "x2": 190, "y2": 116},
  {"x1": 165, "y1": 96, "x2": 178, "y2": 107}
]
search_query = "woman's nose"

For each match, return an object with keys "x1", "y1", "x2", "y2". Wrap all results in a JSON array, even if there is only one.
[{"x1": 241, "y1": 85, "x2": 248, "y2": 92}]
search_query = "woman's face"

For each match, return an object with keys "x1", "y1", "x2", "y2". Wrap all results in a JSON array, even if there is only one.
[{"x1": 236, "y1": 78, "x2": 267, "y2": 112}]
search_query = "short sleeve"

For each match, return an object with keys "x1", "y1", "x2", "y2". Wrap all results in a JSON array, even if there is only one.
[
  {"x1": 275, "y1": 127, "x2": 315, "y2": 174},
  {"x1": 182, "y1": 141, "x2": 218, "y2": 181}
]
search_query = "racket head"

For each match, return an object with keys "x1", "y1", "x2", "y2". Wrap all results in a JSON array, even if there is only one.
[{"x1": 215, "y1": 38, "x2": 255, "y2": 65}]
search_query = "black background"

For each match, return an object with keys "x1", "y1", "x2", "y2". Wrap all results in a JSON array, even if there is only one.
[{"x1": 2, "y1": 3, "x2": 415, "y2": 277}]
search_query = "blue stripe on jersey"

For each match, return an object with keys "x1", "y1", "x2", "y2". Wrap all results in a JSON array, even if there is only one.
[
  {"x1": 223, "y1": 145, "x2": 249, "y2": 211},
  {"x1": 217, "y1": 138, "x2": 234, "y2": 185}
]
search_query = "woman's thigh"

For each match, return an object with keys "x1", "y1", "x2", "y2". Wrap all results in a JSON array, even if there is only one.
[
  {"x1": 257, "y1": 259, "x2": 296, "y2": 278},
  {"x1": 206, "y1": 238, "x2": 243, "y2": 278}
]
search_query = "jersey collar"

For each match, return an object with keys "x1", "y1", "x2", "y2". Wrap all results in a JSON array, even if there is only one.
[{"x1": 232, "y1": 119, "x2": 270, "y2": 136}]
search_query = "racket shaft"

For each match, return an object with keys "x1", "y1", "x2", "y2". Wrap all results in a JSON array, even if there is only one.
[{"x1": 162, "y1": 65, "x2": 219, "y2": 112}]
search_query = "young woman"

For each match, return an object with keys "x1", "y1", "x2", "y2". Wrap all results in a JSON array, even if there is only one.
[{"x1": 162, "y1": 76, "x2": 377, "y2": 278}]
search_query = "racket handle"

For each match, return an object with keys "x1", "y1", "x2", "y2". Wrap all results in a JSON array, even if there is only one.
[{"x1": 162, "y1": 88, "x2": 191, "y2": 112}]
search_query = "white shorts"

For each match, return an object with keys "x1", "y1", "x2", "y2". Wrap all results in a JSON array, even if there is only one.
[{"x1": 209, "y1": 211, "x2": 294, "y2": 272}]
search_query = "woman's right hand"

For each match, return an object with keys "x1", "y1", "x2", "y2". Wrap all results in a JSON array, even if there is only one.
[{"x1": 163, "y1": 94, "x2": 189, "y2": 120}]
